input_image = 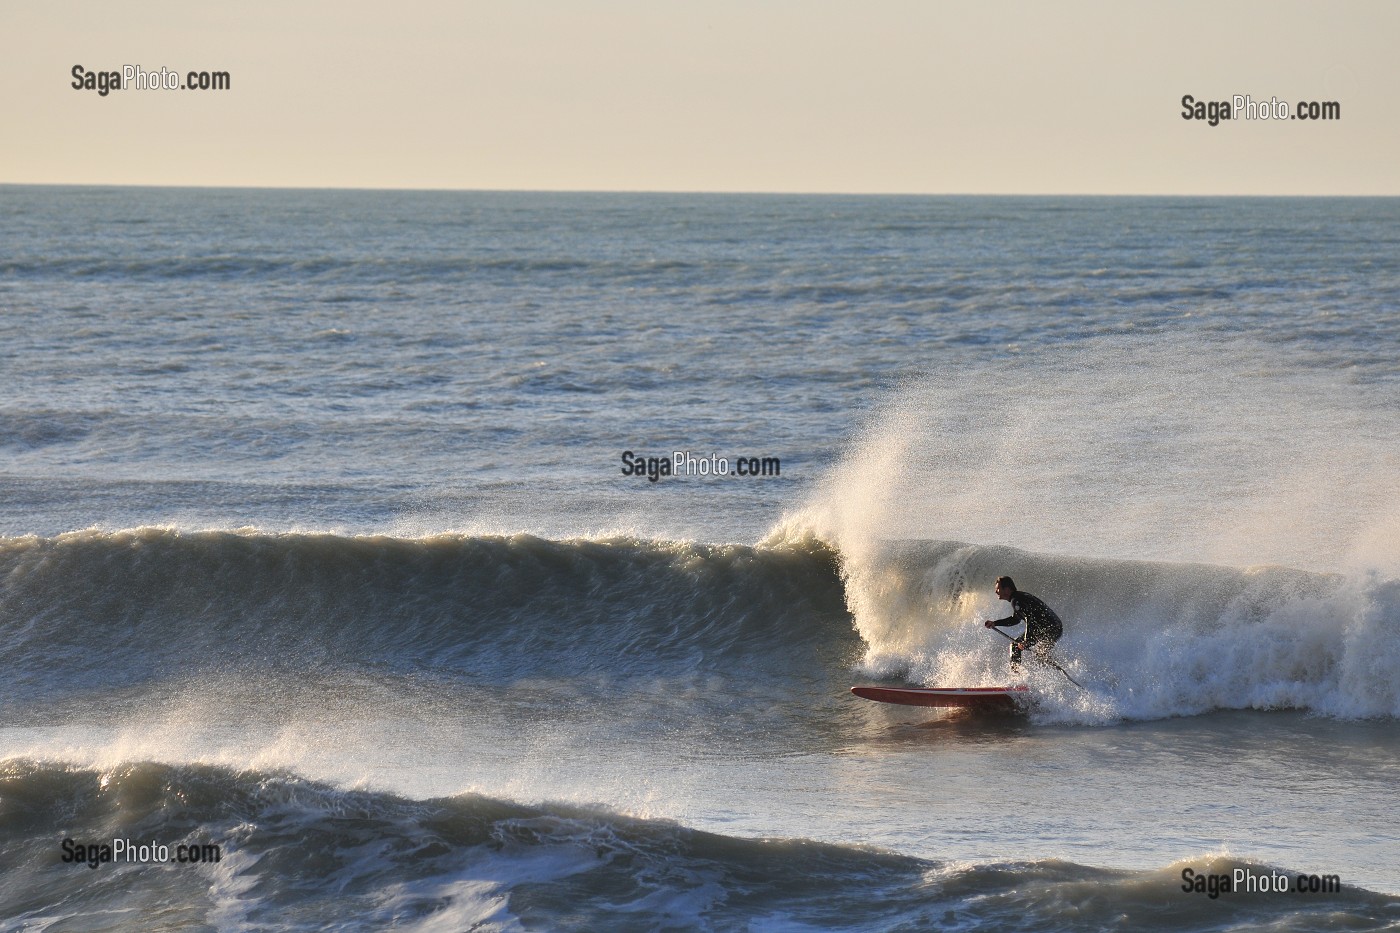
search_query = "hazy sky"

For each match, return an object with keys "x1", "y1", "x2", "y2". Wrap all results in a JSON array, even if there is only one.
[{"x1": 6, "y1": 1, "x2": 1397, "y2": 194}]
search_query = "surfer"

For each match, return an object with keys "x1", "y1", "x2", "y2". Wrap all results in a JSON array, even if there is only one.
[{"x1": 983, "y1": 576, "x2": 1063, "y2": 671}]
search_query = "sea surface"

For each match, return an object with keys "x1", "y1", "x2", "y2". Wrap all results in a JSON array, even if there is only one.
[{"x1": 1, "y1": 187, "x2": 1398, "y2": 931}]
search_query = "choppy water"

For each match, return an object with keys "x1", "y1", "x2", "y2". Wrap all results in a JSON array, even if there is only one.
[{"x1": 1, "y1": 187, "x2": 1398, "y2": 930}]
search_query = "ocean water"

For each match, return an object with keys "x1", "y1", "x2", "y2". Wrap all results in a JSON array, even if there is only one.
[{"x1": 1, "y1": 186, "x2": 1398, "y2": 930}]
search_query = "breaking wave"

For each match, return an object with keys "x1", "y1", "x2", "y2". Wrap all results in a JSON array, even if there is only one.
[{"x1": 2, "y1": 760, "x2": 1393, "y2": 933}]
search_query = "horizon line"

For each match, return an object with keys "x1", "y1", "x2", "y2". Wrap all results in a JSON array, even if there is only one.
[{"x1": 2, "y1": 182, "x2": 1396, "y2": 199}]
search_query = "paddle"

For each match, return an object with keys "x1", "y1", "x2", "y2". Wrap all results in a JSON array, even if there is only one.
[{"x1": 987, "y1": 626, "x2": 1086, "y2": 691}]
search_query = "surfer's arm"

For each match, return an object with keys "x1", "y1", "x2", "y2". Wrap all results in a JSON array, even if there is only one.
[{"x1": 984, "y1": 614, "x2": 1022, "y2": 629}]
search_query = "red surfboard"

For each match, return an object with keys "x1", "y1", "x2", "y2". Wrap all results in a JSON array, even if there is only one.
[{"x1": 850, "y1": 685, "x2": 1031, "y2": 710}]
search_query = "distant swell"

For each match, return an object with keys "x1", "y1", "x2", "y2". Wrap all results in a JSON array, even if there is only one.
[
  {"x1": 0, "y1": 255, "x2": 702, "y2": 284},
  {"x1": 1, "y1": 760, "x2": 1393, "y2": 933}
]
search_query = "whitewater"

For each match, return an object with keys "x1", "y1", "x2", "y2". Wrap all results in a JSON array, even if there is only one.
[{"x1": 1, "y1": 187, "x2": 1398, "y2": 930}]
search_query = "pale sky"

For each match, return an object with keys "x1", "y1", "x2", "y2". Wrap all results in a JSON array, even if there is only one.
[{"x1": 5, "y1": 1, "x2": 1397, "y2": 194}]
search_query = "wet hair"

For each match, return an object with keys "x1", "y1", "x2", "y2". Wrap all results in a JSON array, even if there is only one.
[{"x1": 995, "y1": 576, "x2": 1017, "y2": 592}]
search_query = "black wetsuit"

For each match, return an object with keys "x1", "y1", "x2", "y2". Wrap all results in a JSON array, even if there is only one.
[{"x1": 989, "y1": 590, "x2": 1063, "y2": 663}]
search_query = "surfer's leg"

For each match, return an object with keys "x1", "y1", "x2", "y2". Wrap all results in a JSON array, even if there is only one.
[{"x1": 1009, "y1": 640, "x2": 1023, "y2": 669}]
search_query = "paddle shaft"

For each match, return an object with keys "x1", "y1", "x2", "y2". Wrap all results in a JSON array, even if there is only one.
[{"x1": 987, "y1": 626, "x2": 1086, "y2": 690}]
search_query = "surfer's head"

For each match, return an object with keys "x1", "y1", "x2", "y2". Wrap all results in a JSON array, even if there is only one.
[{"x1": 994, "y1": 576, "x2": 1016, "y2": 600}]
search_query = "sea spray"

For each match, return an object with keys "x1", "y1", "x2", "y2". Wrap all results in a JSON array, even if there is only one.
[{"x1": 777, "y1": 336, "x2": 1400, "y2": 719}]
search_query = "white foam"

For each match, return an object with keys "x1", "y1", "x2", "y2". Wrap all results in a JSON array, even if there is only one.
[{"x1": 787, "y1": 335, "x2": 1400, "y2": 722}]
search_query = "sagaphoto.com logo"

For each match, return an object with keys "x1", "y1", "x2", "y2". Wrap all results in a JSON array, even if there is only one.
[
  {"x1": 1180, "y1": 93, "x2": 1340, "y2": 126},
  {"x1": 72, "y1": 64, "x2": 230, "y2": 97}
]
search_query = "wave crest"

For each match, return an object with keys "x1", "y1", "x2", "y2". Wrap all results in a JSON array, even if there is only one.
[{"x1": 2, "y1": 760, "x2": 1393, "y2": 932}]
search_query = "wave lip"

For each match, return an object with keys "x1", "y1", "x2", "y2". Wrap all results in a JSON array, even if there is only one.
[
  {"x1": 3, "y1": 760, "x2": 1396, "y2": 932},
  {"x1": 818, "y1": 535, "x2": 1400, "y2": 722}
]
